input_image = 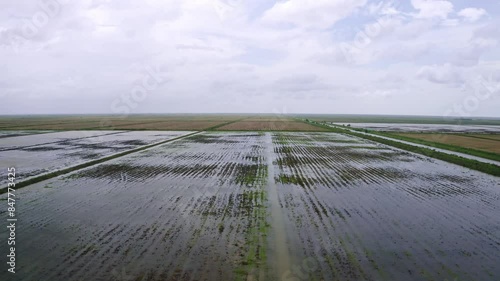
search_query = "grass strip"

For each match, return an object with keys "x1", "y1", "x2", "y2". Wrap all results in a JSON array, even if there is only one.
[
  {"x1": 324, "y1": 124, "x2": 500, "y2": 162},
  {"x1": 376, "y1": 132, "x2": 500, "y2": 162},
  {"x1": 348, "y1": 131, "x2": 499, "y2": 176},
  {"x1": 303, "y1": 121, "x2": 500, "y2": 177},
  {"x1": 203, "y1": 129, "x2": 328, "y2": 133},
  {"x1": 0, "y1": 132, "x2": 201, "y2": 194},
  {"x1": 83, "y1": 119, "x2": 170, "y2": 130},
  {"x1": 205, "y1": 117, "x2": 249, "y2": 131},
  {"x1": 457, "y1": 134, "x2": 500, "y2": 142}
]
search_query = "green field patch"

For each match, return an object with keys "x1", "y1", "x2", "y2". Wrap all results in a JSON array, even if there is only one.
[{"x1": 68, "y1": 163, "x2": 219, "y2": 180}]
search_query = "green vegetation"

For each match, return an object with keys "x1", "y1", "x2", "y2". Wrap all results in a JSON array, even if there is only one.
[
  {"x1": 3, "y1": 129, "x2": 498, "y2": 280},
  {"x1": 376, "y1": 132, "x2": 500, "y2": 162},
  {"x1": 235, "y1": 168, "x2": 269, "y2": 280},
  {"x1": 235, "y1": 164, "x2": 267, "y2": 187},
  {"x1": 295, "y1": 114, "x2": 500, "y2": 126},
  {"x1": 345, "y1": 130, "x2": 499, "y2": 177},
  {"x1": 276, "y1": 174, "x2": 307, "y2": 187},
  {"x1": 301, "y1": 120, "x2": 500, "y2": 177},
  {"x1": 0, "y1": 132, "x2": 200, "y2": 194},
  {"x1": 205, "y1": 117, "x2": 248, "y2": 131}
]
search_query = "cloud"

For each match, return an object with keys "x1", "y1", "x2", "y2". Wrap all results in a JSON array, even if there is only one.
[
  {"x1": 367, "y1": 1, "x2": 402, "y2": 16},
  {"x1": 458, "y1": 8, "x2": 487, "y2": 23},
  {"x1": 417, "y1": 64, "x2": 464, "y2": 85},
  {"x1": 359, "y1": 89, "x2": 394, "y2": 98},
  {"x1": 1, "y1": 0, "x2": 500, "y2": 116},
  {"x1": 273, "y1": 74, "x2": 329, "y2": 94},
  {"x1": 411, "y1": 0, "x2": 453, "y2": 19},
  {"x1": 452, "y1": 39, "x2": 497, "y2": 67},
  {"x1": 261, "y1": 0, "x2": 367, "y2": 29},
  {"x1": 474, "y1": 21, "x2": 500, "y2": 40}
]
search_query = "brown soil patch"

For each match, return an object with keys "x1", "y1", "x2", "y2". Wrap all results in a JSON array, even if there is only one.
[
  {"x1": 216, "y1": 121, "x2": 327, "y2": 131},
  {"x1": 398, "y1": 133, "x2": 500, "y2": 154}
]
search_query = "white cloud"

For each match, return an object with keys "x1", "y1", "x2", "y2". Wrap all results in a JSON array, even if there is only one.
[
  {"x1": 261, "y1": 0, "x2": 367, "y2": 29},
  {"x1": 458, "y1": 8, "x2": 487, "y2": 23},
  {"x1": 411, "y1": 0, "x2": 453, "y2": 19},
  {"x1": 453, "y1": 38, "x2": 497, "y2": 67},
  {"x1": 1, "y1": 0, "x2": 500, "y2": 116},
  {"x1": 359, "y1": 89, "x2": 394, "y2": 98},
  {"x1": 417, "y1": 64, "x2": 464, "y2": 85},
  {"x1": 367, "y1": 1, "x2": 401, "y2": 16}
]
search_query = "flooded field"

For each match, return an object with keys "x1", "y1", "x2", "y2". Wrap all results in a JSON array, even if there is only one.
[
  {"x1": 397, "y1": 133, "x2": 500, "y2": 154},
  {"x1": 0, "y1": 131, "x2": 50, "y2": 139},
  {"x1": 217, "y1": 121, "x2": 326, "y2": 131},
  {"x1": 0, "y1": 131, "x2": 124, "y2": 150},
  {"x1": 0, "y1": 131, "x2": 192, "y2": 185},
  {"x1": 334, "y1": 123, "x2": 500, "y2": 133},
  {"x1": 270, "y1": 133, "x2": 499, "y2": 280},
  {"x1": 0, "y1": 132, "x2": 498, "y2": 281}
]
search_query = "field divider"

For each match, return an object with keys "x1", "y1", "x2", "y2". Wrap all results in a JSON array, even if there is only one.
[
  {"x1": 0, "y1": 131, "x2": 202, "y2": 194},
  {"x1": 302, "y1": 120, "x2": 500, "y2": 177},
  {"x1": 341, "y1": 128, "x2": 500, "y2": 165},
  {"x1": 83, "y1": 119, "x2": 172, "y2": 130},
  {"x1": 264, "y1": 132, "x2": 293, "y2": 278},
  {"x1": 0, "y1": 130, "x2": 128, "y2": 152},
  {"x1": 0, "y1": 120, "x2": 103, "y2": 130},
  {"x1": 205, "y1": 117, "x2": 249, "y2": 131},
  {"x1": 462, "y1": 134, "x2": 500, "y2": 142},
  {"x1": 375, "y1": 132, "x2": 500, "y2": 162}
]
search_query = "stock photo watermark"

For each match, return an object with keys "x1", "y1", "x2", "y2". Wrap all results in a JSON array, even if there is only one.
[
  {"x1": 6, "y1": 167, "x2": 17, "y2": 274},
  {"x1": 340, "y1": 1, "x2": 401, "y2": 64},
  {"x1": 107, "y1": 64, "x2": 170, "y2": 124},
  {"x1": 213, "y1": 0, "x2": 243, "y2": 21},
  {"x1": 280, "y1": 256, "x2": 319, "y2": 281},
  {"x1": 444, "y1": 74, "x2": 500, "y2": 118},
  {"x1": 111, "y1": 266, "x2": 135, "y2": 281},
  {"x1": 86, "y1": 63, "x2": 172, "y2": 136},
  {"x1": 270, "y1": 106, "x2": 290, "y2": 131},
  {"x1": 7, "y1": 0, "x2": 69, "y2": 53}
]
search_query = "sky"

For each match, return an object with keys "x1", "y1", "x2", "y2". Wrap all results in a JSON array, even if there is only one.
[{"x1": 1, "y1": 0, "x2": 500, "y2": 117}]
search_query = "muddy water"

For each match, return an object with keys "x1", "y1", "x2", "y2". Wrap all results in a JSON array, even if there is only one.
[
  {"x1": 0, "y1": 130, "x2": 124, "y2": 150},
  {"x1": 264, "y1": 133, "x2": 292, "y2": 278},
  {"x1": 0, "y1": 131, "x2": 50, "y2": 139},
  {"x1": 334, "y1": 123, "x2": 500, "y2": 133},
  {"x1": 0, "y1": 132, "x2": 270, "y2": 281},
  {"x1": 0, "y1": 131, "x2": 193, "y2": 185},
  {"x1": 0, "y1": 132, "x2": 499, "y2": 281},
  {"x1": 335, "y1": 126, "x2": 500, "y2": 166},
  {"x1": 270, "y1": 132, "x2": 500, "y2": 281}
]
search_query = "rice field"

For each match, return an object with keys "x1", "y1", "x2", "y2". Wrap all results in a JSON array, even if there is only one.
[
  {"x1": 216, "y1": 121, "x2": 326, "y2": 131},
  {"x1": 0, "y1": 115, "x2": 245, "y2": 131},
  {"x1": 397, "y1": 133, "x2": 500, "y2": 154},
  {"x1": 0, "y1": 115, "x2": 327, "y2": 131},
  {"x1": 0, "y1": 131, "x2": 51, "y2": 139},
  {"x1": 0, "y1": 131, "x2": 192, "y2": 185},
  {"x1": 0, "y1": 131, "x2": 498, "y2": 281},
  {"x1": 335, "y1": 123, "x2": 500, "y2": 134},
  {"x1": 0, "y1": 131, "x2": 123, "y2": 149}
]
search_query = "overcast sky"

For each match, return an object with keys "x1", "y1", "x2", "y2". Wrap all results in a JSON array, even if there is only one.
[{"x1": 1, "y1": 0, "x2": 500, "y2": 117}]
